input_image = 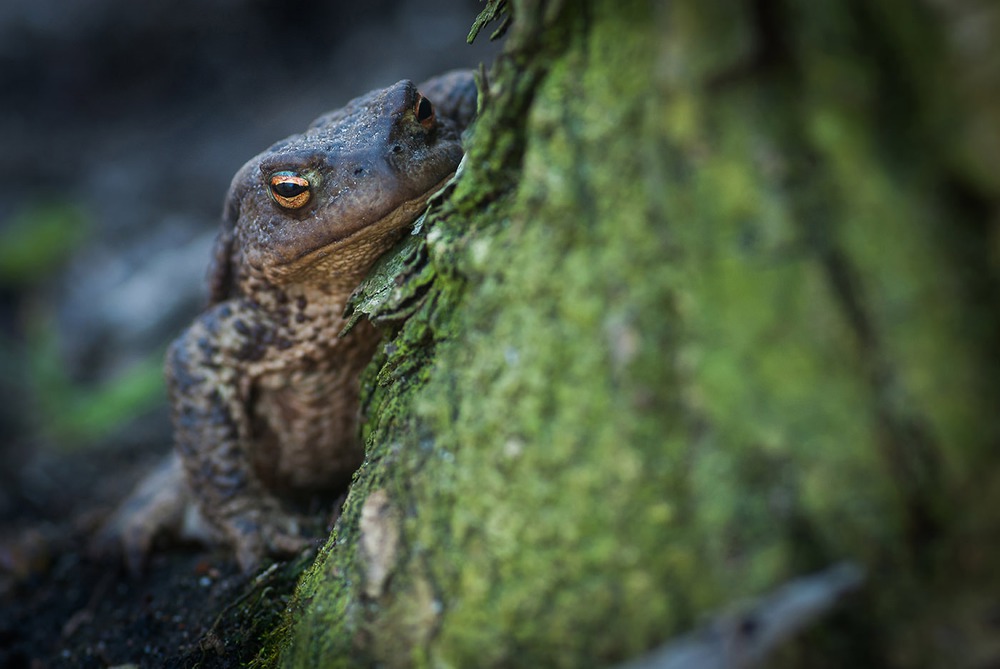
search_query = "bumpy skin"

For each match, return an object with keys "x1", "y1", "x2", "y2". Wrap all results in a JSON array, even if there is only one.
[{"x1": 109, "y1": 71, "x2": 476, "y2": 573}]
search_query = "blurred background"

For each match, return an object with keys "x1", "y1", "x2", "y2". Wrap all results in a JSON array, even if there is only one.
[{"x1": 0, "y1": 0, "x2": 498, "y2": 541}]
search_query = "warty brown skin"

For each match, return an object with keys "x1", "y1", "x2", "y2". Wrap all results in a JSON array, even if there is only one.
[{"x1": 103, "y1": 71, "x2": 476, "y2": 573}]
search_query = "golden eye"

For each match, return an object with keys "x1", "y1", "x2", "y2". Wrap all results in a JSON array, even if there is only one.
[
  {"x1": 414, "y1": 93, "x2": 435, "y2": 129},
  {"x1": 268, "y1": 171, "x2": 311, "y2": 209}
]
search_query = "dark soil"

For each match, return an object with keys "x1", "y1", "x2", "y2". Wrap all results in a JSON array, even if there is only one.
[
  {"x1": 0, "y1": 400, "x2": 334, "y2": 668},
  {"x1": 0, "y1": 429, "x2": 321, "y2": 668},
  {"x1": 2, "y1": 544, "x2": 283, "y2": 668}
]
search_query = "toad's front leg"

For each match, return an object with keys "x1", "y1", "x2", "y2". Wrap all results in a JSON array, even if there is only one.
[{"x1": 167, "y1": 300, "x2": 308, "y2": 573}]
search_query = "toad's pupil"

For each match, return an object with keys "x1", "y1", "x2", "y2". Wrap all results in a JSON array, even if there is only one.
[
  {"x1": 273, "y1": 181, "x2": 307, "y2": 197},
  {"x1": 416, "y1": 96, "x2": 433, "y2": 123}
]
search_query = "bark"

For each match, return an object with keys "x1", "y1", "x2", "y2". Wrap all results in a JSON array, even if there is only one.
[{"x1": 264, "y1": 0, "x2": 1000, "y2": 666}]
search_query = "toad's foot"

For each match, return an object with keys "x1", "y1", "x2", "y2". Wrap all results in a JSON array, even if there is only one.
[
  {"x1": 221, "y1": 503, "x2": 311, "y2": 573},
  {"x1": 93, "y1": 453, "x2": 214, "y2": 574}
]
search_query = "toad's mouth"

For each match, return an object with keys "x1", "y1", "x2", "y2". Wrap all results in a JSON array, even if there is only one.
[{"x1": 272, "y1": 172, "x2": 455, "y2": 274}]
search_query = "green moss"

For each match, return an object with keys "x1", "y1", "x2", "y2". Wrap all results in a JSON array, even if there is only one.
[
  {"x1": 271, "y1": 0, "x2": 1000, "y2": 666},
  {"x1": 0, "y1": 202, "x2": 88, "y2": 284},
  {"x1": 0, "y1": 201, "x2": 166, "y2": 445},
  {"x1": 804, "y1": 79, "x2": 992, "y2": 481},
  {"x1": 22, "y1": 317, "x2": 166, "y2": 446}
]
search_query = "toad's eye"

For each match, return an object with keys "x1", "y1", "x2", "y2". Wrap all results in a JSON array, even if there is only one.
[
  {"x1": 414, "y1": 93, "x2": 435, "y2": 129},
  {"x1": 268, "y1": 171, "x2": 311, "y2": 209}
]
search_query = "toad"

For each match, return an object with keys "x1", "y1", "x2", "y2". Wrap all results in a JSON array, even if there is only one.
[{"x1": 101, "y1": 71, "x2": 476, "y2": 572}]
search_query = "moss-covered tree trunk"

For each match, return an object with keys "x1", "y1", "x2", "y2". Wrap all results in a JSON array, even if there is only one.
[{"x1": 268, "y1": 0, "x2": 1000, "y2": 666}]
